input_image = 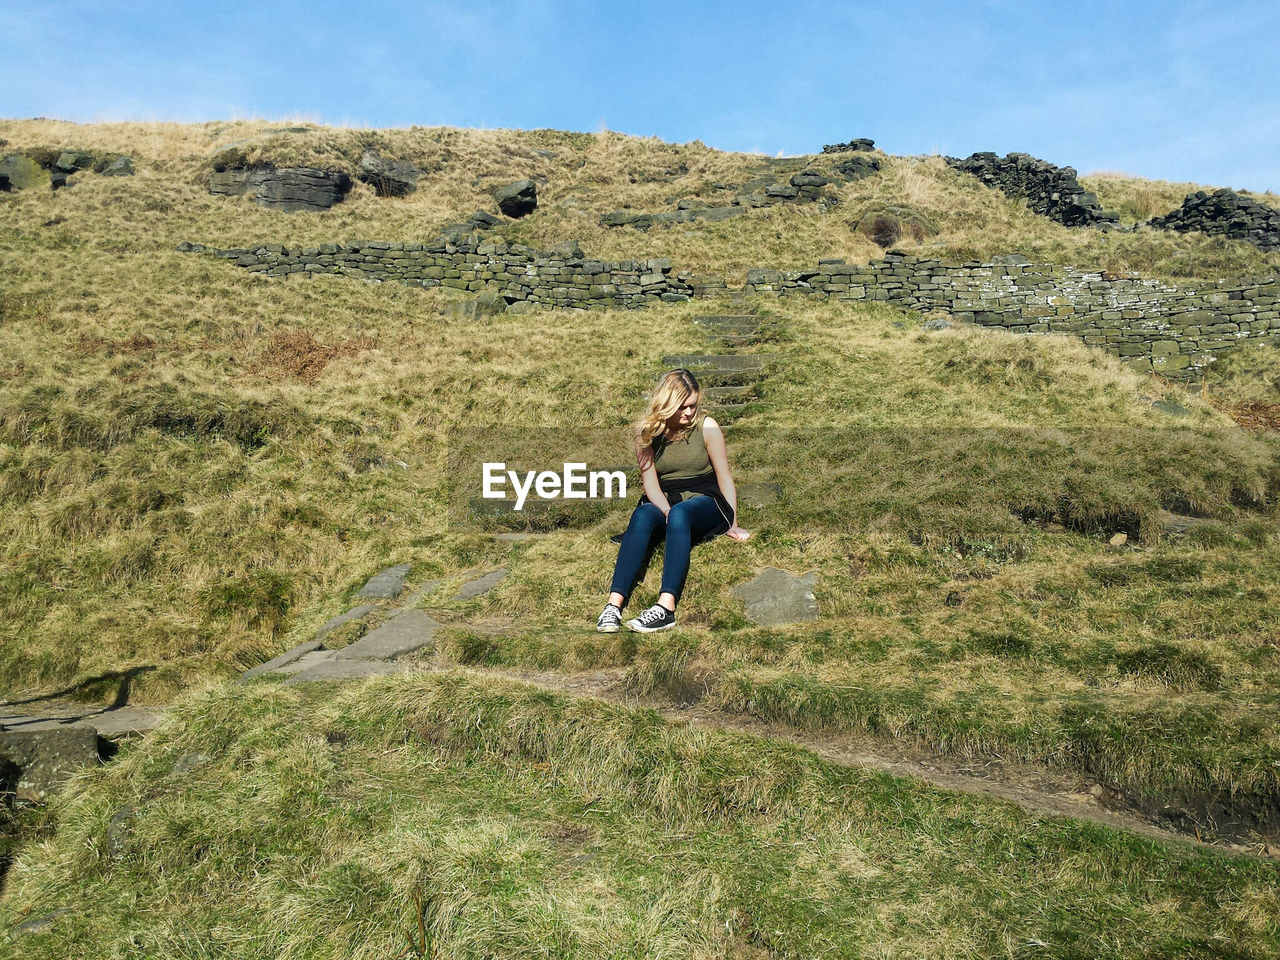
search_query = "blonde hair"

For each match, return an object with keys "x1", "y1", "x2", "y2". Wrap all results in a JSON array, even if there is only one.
[{"x1": 635, "y1": 369, "x2": 701, "y2": 449}]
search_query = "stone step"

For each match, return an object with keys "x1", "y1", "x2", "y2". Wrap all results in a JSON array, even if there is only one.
[
  {"x1": 285, "y1": 659, "x2": 409, "y2": 685},
  {"x1": 703, "y1": 384, "x2": 760, "y2": 405},
  {"x1": 692, "y1": 314, "x2": 762, "y2": 333},
  {"x1": 691, "y1": 314, "x2": 770, "y2": 344},
  {"x1": 702, "y1": 331, "x2": 769, "y2": 347},
  {"x1": 452, "y1": 568, "x2": 507, "y2": 601},
  {"x1": 239, "y1": 639, "x2": 328, "y2": 682},
  {"x1": 356, "y1": 563, "x2": 411, "y2": 600},
  {"x1": 707, "y1": 403, "x2": 761, "y2": 425},
  {"x1": 335, "y1": 608, "x2": 441, "y2": 660},
  {"x1": 660, "y1": 353, "x2": 776, "y2": 385}
]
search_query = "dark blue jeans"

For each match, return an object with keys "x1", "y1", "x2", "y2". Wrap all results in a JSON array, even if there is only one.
[{"x1": 609, "y1": 496, "x2": 729, "y2": 607}]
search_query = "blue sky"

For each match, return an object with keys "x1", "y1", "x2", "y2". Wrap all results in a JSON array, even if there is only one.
[{"x1": 4, "y1": 0, "x2": 1278, "y2": 191}]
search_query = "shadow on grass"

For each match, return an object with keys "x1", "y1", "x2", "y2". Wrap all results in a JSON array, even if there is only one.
[{"x1": 1, "y1": 665, "x2": 157, "y2": 712}]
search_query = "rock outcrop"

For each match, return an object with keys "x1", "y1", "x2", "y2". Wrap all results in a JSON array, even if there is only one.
[
  {"x1": 208, "y1": 166, "x2": 353, "y2": 212},
  {"x1": 823, "y1": 138, "x2": 876, "y2": 153},
  {"x1": 0, "y1": 150, "x2": 133, "y2": 191}
]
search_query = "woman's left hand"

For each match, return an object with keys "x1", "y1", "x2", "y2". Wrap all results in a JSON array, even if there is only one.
[{"x1": 726, "y1": 525, "x2": 751, "y2": 541}]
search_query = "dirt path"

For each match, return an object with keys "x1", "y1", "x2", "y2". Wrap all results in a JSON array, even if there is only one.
[{"x1": 448, "y1": 661, "x2": 1276, "y2": 860}]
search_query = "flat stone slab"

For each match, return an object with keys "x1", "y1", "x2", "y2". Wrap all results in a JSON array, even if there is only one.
[
  {"x1": 239, "y1": 639, "x2": 327, "y2": 681},
  {"x1": 272, "y1": 650, "x2": 338, "y2": 675},
  {"x1": 0, "y1": 728, "x2": 100, "y2": 802},
  {"x1": 0, "y1": 704, "x2": 163, "y2": 738},
  {"x1": 1159, "y1": 510, "x2": 1224, "y2": 537},
  {"x1": 1151, "y1": 399, "x2": 1191, "y2": 418},
  {"x1": 284, "y1": 659, "x2": 409, "y2": 685},
  {"x1": 659, "y1": 354, "x2": 774, "y2": 386},
  {"x1": 315, "y1": 605, "x2": 379, "y2": 640},
  {"x1": 661, "y1": 353, "x2": 773, "y2": 371},
  {"x1": 452, "y1": 568, "x2": 507, "y2": 601},
  {"x1": 731, "y1": 568, "x2": 819, "y2": 626},
  {"x1": 703, "y1": 384, "x2": 760, "y2": 404},
  {"x1": 692, "y1": 314, "x2": 763, "y2": 332},
  {"x1": 14, "y1": 907, "x2": 73, "y2": 936},
  {"x1": 85, "y1": 707, "x2": 165, "y2": 738},
  {"x1": 357, "y1": 564, "x2": 412, "y2": 600},
  {"x1": 738, "y1": 482, "x2": 782, "y2": 507},
  {"x1": 335, "y1": 609, "x2": 441, "y2": 661}
]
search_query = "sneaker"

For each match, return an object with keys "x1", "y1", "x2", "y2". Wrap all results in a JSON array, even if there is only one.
[
  {"x1": 595, "y1": 603, "x2": 623, "y2": 633},
  {"x1": 626, "y1": 603, "x2": 676, "y2": 633}
]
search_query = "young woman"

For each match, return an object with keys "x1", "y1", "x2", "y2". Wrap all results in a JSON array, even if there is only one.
[{"x1": 596, "y1": 368, "x2": 750, "y2": 633}]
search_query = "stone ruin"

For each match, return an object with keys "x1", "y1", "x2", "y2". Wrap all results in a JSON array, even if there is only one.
[
  {"x1": 1149, "y1": 189, "x2": 1280, "y2": 253},
  {"x1": 946, "y1": 151, "x2": 1119, "y2": 227}
]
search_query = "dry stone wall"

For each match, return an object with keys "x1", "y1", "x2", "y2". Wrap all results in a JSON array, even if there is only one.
[
  {"x1": 177, "y1": 237, "x2": 692, "y2": 309},
  {"x1": 183, "y1": 241, "x2": 1279, "y2": 378},
  {"x1": 748, "y1": 252, "x2": 1280, "y2": 376}
]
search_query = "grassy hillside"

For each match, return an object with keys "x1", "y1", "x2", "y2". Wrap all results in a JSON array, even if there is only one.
[
  {"x1": 3, "y1": 122, "x2": 1280, "y2": 939},
  {"x1": 3, "y1": 120, "x2": 1280, "y2": 787},
  {"x1": 4, "y1": 118, "x2": 1280, "y2": 282},
  {"x1": 4, "y1": 675, "x2": 1279, "y2": 959}
]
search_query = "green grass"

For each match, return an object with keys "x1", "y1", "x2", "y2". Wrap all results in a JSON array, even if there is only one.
[
  {"x1": 2, "y1": 119, "x2": 1280, "y2": 867},
  {"x1": 3, "y1": 675, "x2": 1278, "y2": 959}
]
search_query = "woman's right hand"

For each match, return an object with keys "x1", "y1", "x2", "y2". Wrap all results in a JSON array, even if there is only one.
[{"x1": 726, "y1": 525, "x2": 751, "y2": 541}]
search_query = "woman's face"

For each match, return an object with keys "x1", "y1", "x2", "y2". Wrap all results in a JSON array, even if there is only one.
[{"x1": 668, "y1": 392, "x2": 698, "y2": 430}]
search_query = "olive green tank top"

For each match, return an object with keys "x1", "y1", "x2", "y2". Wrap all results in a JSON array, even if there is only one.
[{"x1": 653, "y1": 418, "x2": 714, "y2": 482}]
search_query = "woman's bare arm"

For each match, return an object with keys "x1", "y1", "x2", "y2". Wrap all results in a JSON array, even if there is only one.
[
  {"x1": 636, "y1": 434, "x2": 672, "y2": 515},
  {"x1": 703, "y1": 417, "x2": 750, "y2": 540}
]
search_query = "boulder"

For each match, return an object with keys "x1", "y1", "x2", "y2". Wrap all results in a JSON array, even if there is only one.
[
  {"x1": 790, "y1": 170, "x2": 830, "y2": 188},
  {"x1": 0, "y1": 154, "x2": 50, "y2": 191},
  {"x1": 358, "y1": 149, "x2": 423, "y2": 197},
  {"x1": 99, "y1": 155, "x2": 134, "y2": 177},
  {"x1": 495, "y1": 179, "x2": 538, "y2": 218},
  {"x1": 54, "y1": 150, "x2": 95, "y2": 173},
  {"x1": 208, "y1": 166, "x2": 352, "y2": 212}
]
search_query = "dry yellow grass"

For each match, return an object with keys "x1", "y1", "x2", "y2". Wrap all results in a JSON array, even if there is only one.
[
  {"x1": 2, "y1": 121, "x2": 1278, "y2": 817},
  {"x1": 4, "y1": 119, "x2": 1278, "y2": 283}
]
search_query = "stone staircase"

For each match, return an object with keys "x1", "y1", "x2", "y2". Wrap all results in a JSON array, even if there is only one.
[
  {"x1": 662, "y1": 311, "x2": 779, "y2": 420},
  {"x1": 240, "y1": 565, "x2": 506, "y2": 685}
]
